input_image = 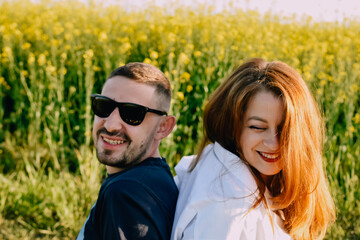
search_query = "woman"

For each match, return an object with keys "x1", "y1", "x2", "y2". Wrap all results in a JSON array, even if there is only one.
[{"x1": 171, "y1": 58, "x2": 335, "y2": 240}]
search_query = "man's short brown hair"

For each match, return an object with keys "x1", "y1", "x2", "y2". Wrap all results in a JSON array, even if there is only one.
[{"x1": 108, "y1": 63, "x2": 171, "y2": 106}]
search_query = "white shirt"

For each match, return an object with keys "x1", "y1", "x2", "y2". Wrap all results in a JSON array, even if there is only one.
[{"x1": 171, "y1": 142, "x2": 291, "y2": 240}]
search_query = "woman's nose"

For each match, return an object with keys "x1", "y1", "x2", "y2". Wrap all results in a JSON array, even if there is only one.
[{"x1": 263, "y1": 132, "x2": 279, "y2": 151}]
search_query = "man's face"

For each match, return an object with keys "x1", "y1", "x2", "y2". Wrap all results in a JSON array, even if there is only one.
[{"x1": 92, "y1": 76, "x2": 164, "y2": 174}]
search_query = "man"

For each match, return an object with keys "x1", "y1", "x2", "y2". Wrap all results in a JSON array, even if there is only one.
[{"x1": 77, "y1": 62, "x2": 178, "y2": 240}]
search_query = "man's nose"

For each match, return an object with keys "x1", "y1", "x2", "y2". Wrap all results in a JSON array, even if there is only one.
[{"x1": 103, "y1": 108, "x2": 124, "y2": 132}]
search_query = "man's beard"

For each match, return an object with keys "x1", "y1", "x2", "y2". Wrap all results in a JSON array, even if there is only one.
[{"x1": 95, "y1": 127, "x2": 156, "y2": 170}]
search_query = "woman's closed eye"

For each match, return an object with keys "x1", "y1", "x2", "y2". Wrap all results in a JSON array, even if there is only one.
[{"x1": 249, "y1": 126, "x2": 266, "y2": 130}]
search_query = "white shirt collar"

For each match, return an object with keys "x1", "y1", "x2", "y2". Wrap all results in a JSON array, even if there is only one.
[{"x1": 212, "y1": 142, "x2": 259, "y2": 194}]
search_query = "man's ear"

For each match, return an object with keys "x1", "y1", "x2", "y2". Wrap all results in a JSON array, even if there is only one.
[{"x1": 155, "y1": 115, "x2": 176, "y2": 140}]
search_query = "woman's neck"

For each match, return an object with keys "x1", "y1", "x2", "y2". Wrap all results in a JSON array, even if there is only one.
[{"x1": 261, "y1": 174, "x2": 274, "y2": 190}]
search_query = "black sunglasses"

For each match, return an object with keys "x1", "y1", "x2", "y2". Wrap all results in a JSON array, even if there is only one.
[{"x1": 91, "y1": 94, "x2": 167, "y2": 126}]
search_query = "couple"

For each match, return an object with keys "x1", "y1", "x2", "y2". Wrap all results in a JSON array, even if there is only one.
[{"x1": 77, "y1": 59, "x2": 335, "y2": 240}]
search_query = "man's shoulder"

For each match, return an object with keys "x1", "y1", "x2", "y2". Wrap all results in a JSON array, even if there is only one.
[
  {"x1": 99, "y1": 158, "x2": 178, "y2": 216},
  {"x1": 116, "y1": 157, "x2": 172, "y2": 182},
  {"x1": 103, "y1": 157, "x2": 177, "y2": 196}
]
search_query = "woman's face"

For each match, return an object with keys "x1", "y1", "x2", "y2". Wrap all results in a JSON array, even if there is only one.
[{"x1": 240, "y1": 90, "x2": 284, "y2": 181}]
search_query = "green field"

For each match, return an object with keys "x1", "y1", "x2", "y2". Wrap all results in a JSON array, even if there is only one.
[{"x1": 0, "y1": 0, "x2": 359, "y2": 239}]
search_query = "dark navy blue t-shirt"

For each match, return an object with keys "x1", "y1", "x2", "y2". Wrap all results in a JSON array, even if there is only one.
[{"x1": 77, "y1": 157, "x2": 178, "y2": 240}]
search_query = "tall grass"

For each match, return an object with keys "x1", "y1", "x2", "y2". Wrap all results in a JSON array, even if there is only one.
[{"x1": 0, "y1": 0, "x2": 359, "y2": 239}]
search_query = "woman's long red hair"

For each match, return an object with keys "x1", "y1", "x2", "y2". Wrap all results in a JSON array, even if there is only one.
[{"x1": 191, "y1": 58, "x2": 335, "y2": 239}]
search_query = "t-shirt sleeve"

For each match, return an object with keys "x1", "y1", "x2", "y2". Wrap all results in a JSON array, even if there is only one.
[{"x1": 99, "y1": 180, "x2": 171, "y2": 240}]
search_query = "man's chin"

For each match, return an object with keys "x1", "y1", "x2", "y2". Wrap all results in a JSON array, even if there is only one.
[{"x1": 97, "y1": 152, "x2": 124, "y2": 166}]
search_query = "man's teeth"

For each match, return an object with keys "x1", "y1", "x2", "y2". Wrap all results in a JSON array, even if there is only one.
[
  {"x1": 259, "y1": 152, "x2": 279, "y2": 159},
  {"x1": 103, "y1": 137, "x2": 125, "y2": 145}
]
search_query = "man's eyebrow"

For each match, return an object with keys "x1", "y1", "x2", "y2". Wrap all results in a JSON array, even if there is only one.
[{"x1": 247, "y1": 116, "x2": 267, "y2": 123}]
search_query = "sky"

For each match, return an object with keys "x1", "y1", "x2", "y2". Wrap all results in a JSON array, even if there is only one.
[{"x1": 110, "y1": 0, "x2": 360, "y2": 22}]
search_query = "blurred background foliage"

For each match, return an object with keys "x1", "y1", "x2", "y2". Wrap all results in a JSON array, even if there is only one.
[{"x1": 0, "y1": 0, "x2": 359, "y2": 239}]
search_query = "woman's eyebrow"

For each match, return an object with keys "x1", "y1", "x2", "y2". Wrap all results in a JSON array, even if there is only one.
[{"x1": 247, "y1": 116, "x2": 267, "y2": 123}]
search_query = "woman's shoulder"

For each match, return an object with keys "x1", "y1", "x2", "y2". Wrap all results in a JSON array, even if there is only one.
[{"x1": 175, "y1": 142, "x2": 258, "y2": 204}]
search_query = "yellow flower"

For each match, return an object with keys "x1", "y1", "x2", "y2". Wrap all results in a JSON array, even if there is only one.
[
  {"x1": 185, "y1": 44, "x2": 194, "y2": 52},
  {"x1": 181, "y1": 72, "x2": 191, "y2": 81},
  {"x1": 137, "y1": 33, "x2": 148, "y2": 42},
  {"x1": 74, "y1": 29, "x2": 81, "y2": 36},
  {"x1": 83, "y1": 49, "x2": 94, "y2": 59},
  {"x1": 205, "y1": 67, "x2": 214, "y2": 75},
  {"x1": 61, "y1": 52, "x2": 67, "y2": 60},
  {"x1": 65, "y1": 33, "x2": 72, "y2": 40},
  {"x1": 1, "y1": 56, "x2": 8, "y2": 64},
  {"x1": 99, "y1": 32, "x2": 108, "y2": 42},
  {"x1": 65, "y1": 22, "x2": 74, "y2": 30},
  {"x1": 3, "y1": 47, "x2": 12, "y2": 57},
  {"x1": 353, "y1": 113, "x2": 360, "y2": 124},
  {"x1": 46, "y1": 65, "x2": 57, "y2": 75},
  {"x1": 9, "y1": 22, "x2": 17, "y2": 30},
  {"x1": 230, "y1": 45, "x2": 239, "y2": 51},
  {"x1": 351, "y1": 84, "x2": 359, "y2": 92},
  {"x1": 179, "y1": 53, "x2": 189, "y2": 65},
  {"x1": 303, "y1": 71, "x2": 311, "y2": 81},
  {"x1": 150, "y1": 51, "x2": 159, "y2": 60},
  {"x1": 186, "y1": 85, "x2": 193, "y2": 92},
  {"x1": 21, "y1": 42, "x2": 31, "y2": 50},
  {"x1": 320, "y1": 80, "x2": 326, "y2": 86},
  {"x1": 216, "y1": 33, "x2": 224, "y2": 42},
  {"x1": 325, "y1": 54, "x2": 334, "y2": 65},
  {"x1": 168, "y1": 52, "x2": 175, "y2": 59},
  {"x1": 28, "y1": 53, "x2": 35, "y2": 64},
  {"x1": 143, "y1": 58, "x2": 152, "y2": 64},
  {"x1": 167, "y1": 32, "x2": 176, "y2": 42},
  {"x1": 348, "y1": 126, "x2": 355, "y2": 133},
  {"x1": 177, "y1": 92, "x2": 185, "y2": 101},
  {"x1": 316, "y1": 89, "x2": 323, "y2": 95},
  {"x1": 69, "y1": 86, "x2": 77, "y2": 96},
  {"x1": 59, "y1": 67, "x2": 67, "y2": 75},
  {"x1": 0, "y1": 76, "x2": 10, "y2": 90},
  {"x1": 38, "y1": 54, "x2": 46, "y2": 66},
  {"x1": 120, "y1": 42, "x2": 131, "y2": 54},
  {"x1": 53, "y1": 23, "x2": 64, "y2": 35},
  {"x1": 194, "y1": 51, "x2": 202, "y2": 57},
  {"x1": 21, "y1": 70, "x2": 29, "y2": 77},
  {"x1": 51, "y1": 39, "x2": 59, "y2": 47},
  {"x1": 93, "y1": 66, "x2": 101, "y2": 72}
]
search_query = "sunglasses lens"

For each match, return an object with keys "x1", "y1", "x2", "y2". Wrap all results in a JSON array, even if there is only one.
[
  {"x1": 91, "y1": 96, "x2": 115, "y2": 117},
  {"x1": 91, "y1": 95, "x2": 152, "y2": 126},
  {"x1": 120, "y1": 104, "x2": 146, "y2": 126}
]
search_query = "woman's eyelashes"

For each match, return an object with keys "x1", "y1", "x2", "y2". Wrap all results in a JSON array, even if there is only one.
[{"x1": 249, "y1": 125, "x2": 266, "y2": 131}]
